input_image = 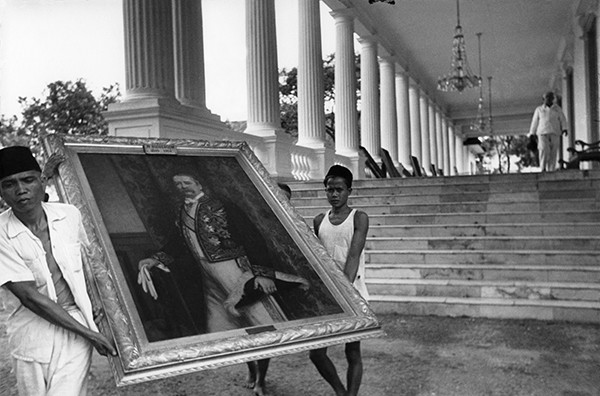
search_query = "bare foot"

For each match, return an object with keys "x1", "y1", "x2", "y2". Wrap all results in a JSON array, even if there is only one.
[
  {"x1": 253, "y1": 383, "x2": 267, "y2": 396},
  {"x1": 245, "y1": 376, "x2": 256, "y2": 389}
]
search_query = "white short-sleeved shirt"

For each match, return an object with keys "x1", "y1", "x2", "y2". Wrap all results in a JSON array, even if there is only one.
[{"x1": 0, "y1": 202, "x2": 97, "y2": 362}]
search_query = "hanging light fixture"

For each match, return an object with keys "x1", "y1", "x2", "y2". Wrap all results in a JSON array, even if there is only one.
[
  {"x1": 470, "y1": 32, "x2": 489, "y2": 133},
  {"x1": 487, "y1": 75, "x2": 493, "y2": 133},
  {"x1": 437, "y1": 0, "x2": 479, "y2": 92}
]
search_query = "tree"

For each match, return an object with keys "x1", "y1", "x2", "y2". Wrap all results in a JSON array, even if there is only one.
[
  {"x1": 480, "y1": 134, "x2": 536, "y2": 173},
  {"x1": 278, "y1": 53, "x2": 360, "y2": 139},
  {"x1": 0, "y1": 79, "x2": 120, "y2": 154},
  {"x1": 0, "y1": 80, "x2": 121, "y2": 211}
]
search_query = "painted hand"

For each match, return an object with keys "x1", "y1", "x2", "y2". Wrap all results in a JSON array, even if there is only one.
[
  {"x1": 137, "y1": 258, "x2": 170, "y2": 299},
  {"x1": 254, "y1": 276, "x2": 277, "y2": 295}
]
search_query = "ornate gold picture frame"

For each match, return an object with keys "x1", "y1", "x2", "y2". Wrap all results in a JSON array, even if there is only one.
[{"x1": 42, "y1": 134, "x2": 382, "y2": 387}]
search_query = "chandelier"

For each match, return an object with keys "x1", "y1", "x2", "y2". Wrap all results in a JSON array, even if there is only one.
[
  {"x1": 487, "y1": 76, "x2": 493, "y2": 133},
  {"x1": 437, "y1": 0, "x2": 479, "y2": 92},
  {"x1": 471, "y1": 32, "x2": 489, "y2": 133}
]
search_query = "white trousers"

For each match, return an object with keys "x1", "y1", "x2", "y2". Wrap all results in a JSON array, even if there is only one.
[
  {"x1": 12, "y1": 310, "x2": 92, "y2": 396},
  {"x1": 539, "y1": 133, "x2": 560, "y2": 172}
]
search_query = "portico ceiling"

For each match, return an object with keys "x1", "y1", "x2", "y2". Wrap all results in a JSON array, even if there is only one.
[{"x1": 322, "y1": 0, "x2": 576, "y2": 135}]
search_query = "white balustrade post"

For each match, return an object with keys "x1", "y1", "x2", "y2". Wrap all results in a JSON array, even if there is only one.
[
  {"x1": 359, "y1": 37, "x2": 380, "y2": 162},
  {"x1": 380, "y1": 56, "x2": 398, "y2": 163},
  {"x1": 298, "y1": 0, "x2": 326, "y2": 148},
  {"x1": 395, "y1": 71, "x2": 411, "y2": 168}
]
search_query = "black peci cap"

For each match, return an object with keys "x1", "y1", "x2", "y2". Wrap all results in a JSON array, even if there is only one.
[{"x1": 0, "y1": 146, "x2": 42, "y2": 180}]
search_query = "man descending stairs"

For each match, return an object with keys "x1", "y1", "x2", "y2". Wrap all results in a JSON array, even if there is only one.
[{"x1": 291, "y1": 170, "x2": 600, "y2": 323}]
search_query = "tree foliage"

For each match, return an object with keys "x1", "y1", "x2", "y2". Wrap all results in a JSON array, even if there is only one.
[
  {"x1": 279, "y1": 53, "x2": 360, "y2": 139},
  {"x1": 479, "y1": 134, "x2": 536, "y2": 173},
  {"x1": 0, "y1": 79, "x2": 120, "y2": 154}
]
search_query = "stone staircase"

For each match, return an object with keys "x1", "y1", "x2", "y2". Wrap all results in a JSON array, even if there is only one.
[{"x1": 289, "y1": 170, "x2": 600, "y2": 323}]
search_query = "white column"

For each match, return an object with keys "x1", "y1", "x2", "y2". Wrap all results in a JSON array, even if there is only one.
[
  {"x1": 419, "y1": 91, "x2": 431, "y2": 173},
  {"x1": 380, "y1": 56, "x2": 398, "y2": 162},
  {"x1": 442, "y1": 116, "x2": 450, "y2": 174},
  {"x1": 435, "y1": 108, "x2": 444, "y2": 169},
  {"x1": 428, "y1": 98, "x2": 438, "y2": 170},
  {"x1": 172, "y1": 0, "x2": 207, "y2": 109},
  {"x1": 331, "y1": 10, "x2": 359, "y2": 156},
  {"x1": 455, "y1": 133, "x2": 463, "y2": 174},
  {"x1": 123, "y1": 0, "x2": 175, "y2": 100},
  {"x1": 449, "y1": 122, "x2": 456, "y2": 175},
  {"x1": 245, "y1": 0, "x2": 281, "y2": 136},
  {"x1": 297, "y1": 0, "x2": 326, "y2": 148},
  {"x1": 408, "y1": 81, "x2": 422, "y2": 167},
  {"x1": 359, "y1": 37, "x2": 380, "y2": 161},
  {"x1": 463, "y1": 145, "x2": 469, "y2": 174},
  {"x1": 395, "y1": 71, "x2": 411, "y2": 167}
]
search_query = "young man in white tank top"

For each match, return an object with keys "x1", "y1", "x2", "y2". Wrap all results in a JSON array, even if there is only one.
[{"x1": 311, "y1": 165, "x2": 369, "y2": 396}]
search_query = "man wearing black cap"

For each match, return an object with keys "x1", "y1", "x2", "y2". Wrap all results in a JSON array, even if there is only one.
[{"x1": 0, "y1": 146, "x2": 116, "y2": 395}]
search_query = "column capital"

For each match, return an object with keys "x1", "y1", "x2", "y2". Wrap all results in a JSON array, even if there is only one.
[
  {"x1": 357, "y1": 35, "x2": 378, "y2": 46},
  {"x1": 395, "y1": 70, "x2": 410, "y2": 78},
  {"x1": 378, "y1": 55, "x2": 396, "y2": 66},
  {"x1": 330, "y1": 8, "x2": 355, "y2": 21},
  {"x1": 408, "y1": 78, "x2": 421, "y2": 90}
]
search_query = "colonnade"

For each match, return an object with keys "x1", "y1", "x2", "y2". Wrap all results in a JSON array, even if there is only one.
[{"x1": 106, "y1": 0, "x2": 473, "y2": 180}]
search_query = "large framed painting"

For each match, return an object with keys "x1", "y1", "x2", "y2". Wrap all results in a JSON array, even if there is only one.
[{"x1": 41, "y1": 134, "x2": 382, "y2": 386}]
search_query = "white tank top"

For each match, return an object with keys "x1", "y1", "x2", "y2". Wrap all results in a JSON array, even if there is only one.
[{"x1": 318, "y1": 209, "x2": 369, "y2": 300}]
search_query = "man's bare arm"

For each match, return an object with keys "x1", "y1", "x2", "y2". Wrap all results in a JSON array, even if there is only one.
[
  {"x1": 5, "y1": 281, "x2": 117, "y2": 357},
  {"x1": 343, "y1": 211, "x2": 369, "y2": 282},
  {"x1": 313, "y1": 213, "x2": 325, "y2": 237}
]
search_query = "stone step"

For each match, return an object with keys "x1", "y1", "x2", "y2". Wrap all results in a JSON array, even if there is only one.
[
  {"x1": 367, "y1": 278, "x2": 600, "y2": 302},
  {"x1": 367, "y1": 223, "x2": 600, "y2": 237},
  {"x1": 293, "y1": 190, "x2": 599, "y2": 206},
  {"x1": 292, "y1": 182, "x2": 600, "y2": 199},
  {"x1": 367, "y1": 296, "x2": 600, "y2": 323},
  {"x1": 366, "y1": 263, "x2": 600, "y2": 282},
  {"x1": 365, "y1": 236, "x2": 600, "y2": 251},
  {"x1": 290, "y1": 168, "x2": 600, "y2": 187},
  {"x1": 294, "y1": 199, "x2": 600, "y2": 215},
  {"x1": 366, "y1": 249, "x2": 600, "y2": 265},
  {"x1": 301, "y1": 211, "x2": 600, "y2": 225}
]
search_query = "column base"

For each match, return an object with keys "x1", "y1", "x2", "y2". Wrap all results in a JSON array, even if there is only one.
[
  {"x1": 105, "y1": 98, "x2": 228, "y2": 139},
  {"x1": 244, "y1": 122, "x2": 284, "y2": 138}
]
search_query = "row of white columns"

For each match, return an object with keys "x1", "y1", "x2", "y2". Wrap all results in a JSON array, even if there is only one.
[
  {"x1": 294, "y1": 3, "x2": 466, "y2": 175},
  {"x1": 117, "y1": 0, "x2": 469, "y2": 177}
]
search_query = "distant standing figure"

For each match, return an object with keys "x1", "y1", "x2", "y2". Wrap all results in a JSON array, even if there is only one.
[
  {"x1": 528, "y1": 91, "x2": 568, "y2": 172},
  {"x1": 310, "y1": 165, "x2": 369, "y2": 396}
]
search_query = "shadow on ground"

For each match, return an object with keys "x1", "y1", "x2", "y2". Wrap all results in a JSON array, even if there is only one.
[{"x1": 1, "y1": 308, "x2": 599, "y2": 396}]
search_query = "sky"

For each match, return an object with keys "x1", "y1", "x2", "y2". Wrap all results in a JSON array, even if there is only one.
[{"x1": 0, "y1": 0, "x2": 339, "y2": 122}]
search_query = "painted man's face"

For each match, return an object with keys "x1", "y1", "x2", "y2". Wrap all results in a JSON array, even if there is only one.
[{"x1": 173, "y1": 175, "x2": 203, "y2": 199}]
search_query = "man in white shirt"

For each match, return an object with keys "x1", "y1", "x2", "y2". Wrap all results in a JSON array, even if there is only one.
[
  {"x1": 0, "y1": 146, "x2": 116, "y2": 396},
  {"x1": 528, "y1": 91, "x2": 568, "y2": 172}
]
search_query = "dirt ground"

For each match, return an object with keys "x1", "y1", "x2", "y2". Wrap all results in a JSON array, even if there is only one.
[{"x1": 1, "y1": 301, "x2": 599, "y2": 396}]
